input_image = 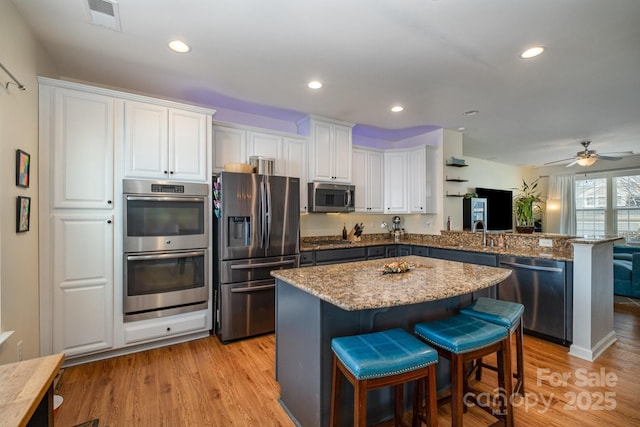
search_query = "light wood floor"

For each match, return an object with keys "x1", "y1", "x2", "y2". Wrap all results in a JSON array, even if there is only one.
[{"x1": 55, "y1": 300, "x2": 640, "y2": 427}]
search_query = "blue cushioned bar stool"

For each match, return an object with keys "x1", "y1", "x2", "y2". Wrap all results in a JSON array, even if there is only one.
[
  {"x1": 330, "y1": 328, "x2": 439, "y2": 427},
  {"x1": 414, "y1": 314, "x2": 513, "y2": 427},
  {"x1": 460, "y1": 297, "x2": 525, "y2": 396}
]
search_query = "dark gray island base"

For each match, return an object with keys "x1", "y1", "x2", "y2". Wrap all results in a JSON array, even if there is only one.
[{"x1": 273, "y1": 256, "x2": 512, "y2": 427}]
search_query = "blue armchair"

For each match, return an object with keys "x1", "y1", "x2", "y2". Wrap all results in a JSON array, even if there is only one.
[{"x1": 614, "y1": 245, "x2": 640, "y2": 298}]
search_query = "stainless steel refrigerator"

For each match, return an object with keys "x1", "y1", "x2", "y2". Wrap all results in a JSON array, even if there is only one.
[{"x1": 213, "y1": 172, "x2": 300, "y2": 342}]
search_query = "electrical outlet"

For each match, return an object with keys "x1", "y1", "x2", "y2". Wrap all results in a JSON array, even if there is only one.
[
  {"x1": 539, "y1": 238, "x2": 553, "y2": 248},
  {"x1": 17, "y1": 340, "x2": 23, "y2": 361}
]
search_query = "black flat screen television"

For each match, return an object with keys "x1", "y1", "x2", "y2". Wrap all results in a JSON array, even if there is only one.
[{"x1": 475, "y1": 187, "x2": 513, "y2": 231}]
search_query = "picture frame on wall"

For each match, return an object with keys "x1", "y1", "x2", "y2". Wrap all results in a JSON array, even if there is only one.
[
  {"x1": 17, "y1": 196, "x2": 31, "y2": 233},
  {"x1": 16, "y1": 149, "x2": 30, "y2": 188}
]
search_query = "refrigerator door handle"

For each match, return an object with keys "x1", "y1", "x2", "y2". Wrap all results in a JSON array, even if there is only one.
[
  {"x1": 345, "y1": 190, "x2": 352, "y2": 208},
  {"x1": 259, "y1": 180, "x2": 267, "y2": 249},
  {"x1": 265, "y1": 180, "x2": 272, "y2": 249}
]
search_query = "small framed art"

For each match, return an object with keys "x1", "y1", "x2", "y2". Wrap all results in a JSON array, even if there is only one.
[
  {"x1": 17, "y1": 196, "x2": 31, "y2": 233},
  {"x1": 16, "y1": 149, "x2": 30, "y2": 188}
]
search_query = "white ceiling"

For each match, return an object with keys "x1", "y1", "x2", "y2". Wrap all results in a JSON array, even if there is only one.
[{"x1": 11, "y1": 0, "x2": 640, "y2": 167}]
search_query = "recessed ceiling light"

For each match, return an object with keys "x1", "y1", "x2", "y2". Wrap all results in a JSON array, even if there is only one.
[
  {"x1": 464, "y1": 110, "x2": 479, "y2": 116},
  {"x1": 391, "y1": 105, "x2": 404, "y2": 113},
  {"x1": 168, "y1": 40, "x2": 190, "y2": 53},
  {"x1": 457, "y1": 127, "x2": 466, "y2": 132},
  {"x1": 520, "y1": 46, "x2": 544, "y2": 59},
  {"x1": 308, "y1": 81, "x2": 323, "y2": 89}
]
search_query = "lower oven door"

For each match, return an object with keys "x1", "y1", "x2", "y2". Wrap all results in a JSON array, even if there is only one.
[
  {"x1": 124, "y1": 249, "x2": 209, "y2": 321},
  {"x1": 217, "y1": 279, "x2": 275, "y2": 342}
]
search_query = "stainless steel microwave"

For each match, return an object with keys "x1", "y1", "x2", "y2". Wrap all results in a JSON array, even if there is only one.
[{"x1": 308, "y1": 182, "x2": 355, "y2": 213}]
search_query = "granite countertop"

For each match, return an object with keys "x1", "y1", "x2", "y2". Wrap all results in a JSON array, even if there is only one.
[
  {"x1": 271, "y1": 255, "x2": 512, "y2": 311},
  {"x1": 300, "y1": 238, "x2": 575, "y2": 261}
]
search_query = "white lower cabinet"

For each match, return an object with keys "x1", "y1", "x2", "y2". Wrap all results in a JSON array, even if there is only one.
[
  {"x1": 52, "y1": 213, "x2": 114, "y2": 357},
  {"x1": 124, "y1": 310, "x2": 209, "y2": 344}
]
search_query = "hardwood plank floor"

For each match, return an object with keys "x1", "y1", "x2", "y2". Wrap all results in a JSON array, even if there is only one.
[{"x1": 55, "y1": 300, "x2": 640, "y2": 426}]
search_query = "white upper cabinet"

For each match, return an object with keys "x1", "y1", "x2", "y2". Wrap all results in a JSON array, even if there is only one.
[
  {"x1": 407, "y1": 145, "x2": 439, "y2": 214},
  {"x1": 124, "y1": 101, "x2": 209, "y2": 182},
  {"x1": 353, "y1": 147, "x2": 384, "y2": 213},
  {"x1": 298, "y1": 116, "x2": 354, "y2": 183},
  {"x1": 212, "y1": 125, "x2": 247, "y2": 173},
  {"x1": 50, "y1": 87, "x2": 114, "y2": 209},
  {"x1": 247, "y1": 131, "x2": 284, "y2": 175},
  {"x1": 384, "y1": 150, "x2": 409, "y2": 213},
  {"x1": 283, "y1": 136, "x2": 309, "y2": 213}
]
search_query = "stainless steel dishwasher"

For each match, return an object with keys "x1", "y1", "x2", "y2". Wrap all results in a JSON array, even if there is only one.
[{"x1": 498, "y1": 255, "x2": 573, "y2": 345}]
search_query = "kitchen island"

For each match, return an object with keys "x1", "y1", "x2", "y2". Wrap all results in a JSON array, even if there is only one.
[{"x1": 272, "y1": 255, "x2": 512, "y2": 427}]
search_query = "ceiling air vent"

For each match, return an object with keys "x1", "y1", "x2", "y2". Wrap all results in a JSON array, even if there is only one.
[{"x1": 86, "y1": 0, "x2": 121, "y2": 31}]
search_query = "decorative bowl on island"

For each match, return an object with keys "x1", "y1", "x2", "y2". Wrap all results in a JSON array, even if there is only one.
[{"x1": 380, "y1": 261, "x2": 411, "y2": 274}]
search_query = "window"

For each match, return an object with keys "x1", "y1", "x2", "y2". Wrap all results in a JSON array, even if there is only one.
[
  {"x1": 614, "y1": 174, "x2": 640, "y2": 241},
  {"x1": 575, "y1": 177, "x2": 607, "y2": 238},
  {"x1": 574, "y1": 170, "x2": 640, "y2": 239}
]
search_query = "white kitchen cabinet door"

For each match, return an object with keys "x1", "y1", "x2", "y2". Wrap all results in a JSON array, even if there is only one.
[
  {"x1": 283, "y1": 136, "x2": 308, "y2": 212},
  {"x1": 303, "y1": 117, "x2": 353, "y2": 183},
  {"x1": 52, "y1": 213, "x2": 114, "y2": 357},
  {"x1": 123, "y1": 101, "x2": 168, "y2": 179},
  {"x1": 51, "y1": 87, "x2": 114, "y2": 210},
  {"x1": 309, "y1": 120, "x2": 334, "y2": 181},
  {"x1": 168, "y1": 108, "x2": 208, "y2": 181},
  {"x1": 213, "y1": 125, "x2": 247, "y2": 173},
  {"x1": 247, "y1": 131, "x2": 283, "y2": 175},
  {"x1": 408, "y1": 145, "x2": 439, "y2": 214},
  {"x1": 409, "y1": 146, "x2": 427, "y2": 213},
  {"x1": 353, "y1": 148, "x2": 384, "y2": 213},
  {"x1": 124, "y1": 102, "x2": 208, "y2": 181},
  {"x1": 384, "y1": 151, "x2": 409, "y2": 213},
  {"x1": 333, "y1": 124, "x2": 353, "y2": 182}
]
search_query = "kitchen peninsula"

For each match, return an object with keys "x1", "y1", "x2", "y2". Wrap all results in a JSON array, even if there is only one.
[{"x1": 272, "y1": 255, "x2": 511, "y2": 427}]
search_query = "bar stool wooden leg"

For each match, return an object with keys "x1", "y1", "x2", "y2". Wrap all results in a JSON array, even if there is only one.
[
  {"x1": 515, "y1": 318, "x2": 525, "y2": 396},
  {"x1": 330, "y1": 355, "x2": 341, "y2": 426},
  {"x1": 451, "y1": 354, "x2": 465, "y2": 427},
  {"x1": 355, "y1": 379, "x2": 366, "y2": 427}
]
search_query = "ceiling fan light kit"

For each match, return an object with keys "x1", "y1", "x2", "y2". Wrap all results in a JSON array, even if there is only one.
[
  {"x1": 544, "y1": 140, "x2": 632, "y2": 167},
  {"x1": 576, "y1": 156, "x2": 597, "y2": 167}
]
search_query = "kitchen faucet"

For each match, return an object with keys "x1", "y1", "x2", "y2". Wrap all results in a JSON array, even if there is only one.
[{"x1": 473, "y1": 220, "x2": 487, "y2": 246}]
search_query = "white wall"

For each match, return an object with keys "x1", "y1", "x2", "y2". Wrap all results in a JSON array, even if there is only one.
[{"x1": 0, "y1": 0, "x2": 57, "y2": 364}]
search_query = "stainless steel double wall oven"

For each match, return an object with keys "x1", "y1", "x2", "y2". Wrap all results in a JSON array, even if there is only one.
[{"x1": 123, "y1": 179, "x2": 210, "y2": 322}]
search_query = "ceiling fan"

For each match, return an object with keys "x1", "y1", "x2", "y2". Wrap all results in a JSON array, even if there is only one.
[{"x1": 544, "y1": 140, "x2": 633, "y2": 167}]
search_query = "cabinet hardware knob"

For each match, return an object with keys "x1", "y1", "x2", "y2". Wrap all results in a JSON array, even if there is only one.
[
  {"x1": 107, "y1": 220, "x2": 112, "y2": 224},
  {"x1": 170, "y1": 171, "x2": 174, "y2": 174},
  {"x1": 166, "y1": 327, "x2": 171, "y2": 332},
  {"x1": 107, "y1": 200, "x2": 112, "y2": 204},
  {"x1": 164, "y1": 170, "x2": 168, "y2": 174}
]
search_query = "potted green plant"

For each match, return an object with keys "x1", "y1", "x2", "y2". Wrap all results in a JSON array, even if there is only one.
[{"x1": 514, "y1": 178, "x2": 540, "y2": 233}]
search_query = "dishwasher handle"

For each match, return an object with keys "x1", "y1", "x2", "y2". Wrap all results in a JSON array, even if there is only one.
[{"x1": 500, "y1": 261, "x2": 563, "y2": 273}]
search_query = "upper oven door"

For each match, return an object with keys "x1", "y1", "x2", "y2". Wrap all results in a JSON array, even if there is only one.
[{"x1": 124, "y1": 192, "x2": 209, "y2": 252}]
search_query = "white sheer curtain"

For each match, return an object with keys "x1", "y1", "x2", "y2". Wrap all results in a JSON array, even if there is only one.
[{"x1": 548, "y1": 174, "x2": 576, "y2": 235}]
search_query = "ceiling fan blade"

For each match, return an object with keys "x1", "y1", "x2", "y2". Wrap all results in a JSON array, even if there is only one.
[
  {"x1": 544, "y1": 157, "x2": 575, "y2": 165},
  {"x1": 596, "y1": 154, "x2": 622, "y2": 161},
  {"x1": 599, "y1": 150, "x2": 634, "y2": 156},
  {"x1": 565, "y1": 159, "x2": 579, "y2": 167}
]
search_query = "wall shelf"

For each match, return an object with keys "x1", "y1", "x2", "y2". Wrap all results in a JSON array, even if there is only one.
[
  {"x1": 445, "y1": 162, "x2": 468, "y2": 167},
  {"x1": 446, "y1": 178, "x2": 469, "y2": 182},
  {"x1": 446, "y1": 192, "x2": 466, "y2": 197}
]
